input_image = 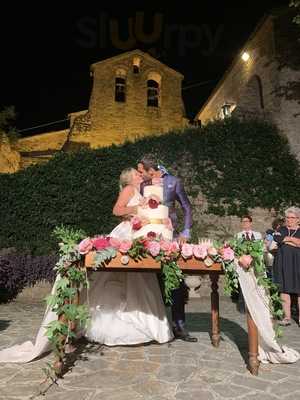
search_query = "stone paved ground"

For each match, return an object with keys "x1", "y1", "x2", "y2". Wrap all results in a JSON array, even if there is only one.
[{"x1": 1, "y1": 297, "x2": 300, "y2": 400}]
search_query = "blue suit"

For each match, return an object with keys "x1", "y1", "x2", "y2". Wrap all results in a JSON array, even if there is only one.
[{"x1": 141, "y1": 173, "x2": 192, "y2": 326}]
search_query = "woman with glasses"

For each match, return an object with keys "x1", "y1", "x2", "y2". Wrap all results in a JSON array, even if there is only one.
[{"x1": 273, "y1": 207, "x2": 300, "y2": 326}]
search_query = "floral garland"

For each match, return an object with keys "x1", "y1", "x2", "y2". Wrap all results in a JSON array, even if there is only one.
[{"x1": 45, "y1": 226, "x2": 283, "y2": 378}]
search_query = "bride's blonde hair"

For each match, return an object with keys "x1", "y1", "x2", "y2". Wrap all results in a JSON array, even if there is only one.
[{"x1": 119, "y1": 167, "x2": 135, "y2": 191}]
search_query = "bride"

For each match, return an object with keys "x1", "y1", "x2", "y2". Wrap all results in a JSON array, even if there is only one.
[
  {"x1": 0, "y1": 167, "x2": 173, "y2": 363},
  {"x1": 85, "y1": 167, "x2": 173, "y2": 345}
]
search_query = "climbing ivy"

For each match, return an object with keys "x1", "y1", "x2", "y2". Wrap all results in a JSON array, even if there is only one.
[{"x1": 1, "y1": 118, "x2": 300, "y2": 255}]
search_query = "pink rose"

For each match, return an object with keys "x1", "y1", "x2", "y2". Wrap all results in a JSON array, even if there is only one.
[
  {"x1": 119, "y1": 240, "x2": 133, "y2": 254},
  {"x1": 109, "y1": 237, "x2": 121, "y2": 250},
  {"x1": 93, "y1": 236, "x2": 110, "y2": 251},
  {"x1": 207, "y1": 247, "x2": 218, "y2": 256},
  {"x1": 222, "y1": 247, "x2": 235, "y2": 261},
  {"x1": 169, "y1": 241, "x2": 180, "y2": 254},
  {"x1": 148, "y1": 241, "x2": 161, "y2": 257},
  {"x1": 160, "y1": 239, "x2": 172, "y2": 253},
  {"x1": 181, "y1": 243, "x2": 194, "y2": 259},
  {"x1": 193, "y1": 244, "x2": 208, "y2": 259},
  {"x1": 239, "y1": 254, "x2": 253, "y2": 270},
  {"x1": 78, "y1": 237, "x2": 94, "y2": 255}
]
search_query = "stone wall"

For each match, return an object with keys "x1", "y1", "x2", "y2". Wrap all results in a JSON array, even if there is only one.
[
  {"x1": 196, "y1": 16, "x2": 277, "y2": 123},
  {"x1": 0, "y1": 135, "x2": 20, "y2": 173}
]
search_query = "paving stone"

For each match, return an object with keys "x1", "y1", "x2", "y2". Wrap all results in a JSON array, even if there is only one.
[
  {"x1": 131, "y1": 379, "x2": 177, "y2": 397},
  {"x1": 230, "y1": 373, "x2": 273, "y2": 391},
  {"x1": 1, "y1": 297, "x2": 300, "y2": 400},
  {"x1": 211, "y1": 383, "x2": 253, "y2": 398},
  {"x1": 45, "y1": 389, "x2": 94, "y2": 400},
  {"x1": 92, "y1": 390, "x2": 143, "y2": 400},
  {"x1": 175, "y1": 390, "x2": 215, "y2": 400},
  {"x1": 157, "y1": 364, "x2": 197, "y2": 383}
]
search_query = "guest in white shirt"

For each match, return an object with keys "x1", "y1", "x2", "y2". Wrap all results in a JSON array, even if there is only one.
[
  {"x1": 236, "y1": 215, "x2": 262, "y2": 241},
  {"x1": 235, "y1": 215, "x2": 262, "y2": 313}
]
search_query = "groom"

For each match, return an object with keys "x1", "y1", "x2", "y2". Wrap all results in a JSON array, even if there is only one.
[{"x1": 137, "y1": 155, "x2": 197, "y2": 342}]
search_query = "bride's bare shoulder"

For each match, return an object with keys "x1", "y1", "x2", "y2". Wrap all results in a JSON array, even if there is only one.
[{"x1": 119, "y1": 185, "x2": 135, "y2": 197}]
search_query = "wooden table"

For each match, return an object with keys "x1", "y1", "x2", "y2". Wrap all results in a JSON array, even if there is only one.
[{"x1": 85, "y1": 252, "x2": 260, "y2": 375}]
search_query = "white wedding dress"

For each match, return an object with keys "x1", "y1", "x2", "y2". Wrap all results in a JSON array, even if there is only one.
[
  {"x1": 85, "y1": 189, "x2": 173, "y2": 345},
  {"x1": 0, "y1": 189, "x2": 173, "y2": 363}
]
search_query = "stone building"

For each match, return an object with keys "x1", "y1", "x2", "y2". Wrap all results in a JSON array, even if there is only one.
[
  {"x1": 67, "y1": 49, "x2": 188, "y2": 149},
  {"x1": 195, "y1": 9, "x2": 300, "y2": 159},
  {"x1": 2, "y1": 49, "x2": 188, "y2": 171}
]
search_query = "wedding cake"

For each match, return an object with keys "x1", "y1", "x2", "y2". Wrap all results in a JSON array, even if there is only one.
[{"x1": 133, "y1": 185, "x2": 173, "y2": 241}]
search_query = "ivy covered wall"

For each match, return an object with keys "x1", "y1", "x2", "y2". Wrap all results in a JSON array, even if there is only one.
[{"x1": 1, "y1": 118, "x2": 300, "y2": 255}]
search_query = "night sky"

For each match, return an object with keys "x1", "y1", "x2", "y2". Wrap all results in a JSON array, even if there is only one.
[{"x1": 0, "y1": 1, "x2": 289, "y2": 136}]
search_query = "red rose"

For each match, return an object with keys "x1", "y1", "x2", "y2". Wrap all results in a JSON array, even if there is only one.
[
  {"x1": 147, "y1": 231, "x2": 157, "y2": 239},
  {"x1": 131, "y1": 216, "x2": 142, "y2": 230},
  {"x1": 148, "y1": 198, "x2": 159, "y2": 209},
  {"x1": 93, "y1": 236, "x2": 110, "y2": 250}
]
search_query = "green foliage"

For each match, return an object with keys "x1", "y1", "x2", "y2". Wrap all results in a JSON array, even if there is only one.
[
  {"x1": 93, "y1": 247, "x2": 117, "y2": 266},
  {"x1": 290, "y1": 0, "x2": 300, "y2": 26},
  {"x1": 0, "y1": 106, "x2": 18, "y2": 143},
  {"x1": 1, "y1": 118, "x2": 300, "y2": 255},
  {"x1": 160, "y1": 260, "x2": 184, "y2": 305}
]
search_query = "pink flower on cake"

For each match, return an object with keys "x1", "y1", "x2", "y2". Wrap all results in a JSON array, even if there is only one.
[
  {"x1": 109, "y1": 237, "x2": 121, "y2": 250},
  {"x1": 222, "y1": 246, "x2": 235, "y2": 261},
  {"x1": 119, "y1": 240, "x2": 133, "y2": 254},
  {"x1": 92, "y1": 236, "x2": 110, "y2": 251},
  {"x1": 193, "y1": 244, "x2": 208, "y2": 259},
  {"x1": 78, "y1": 238, "x2": 94, "y2": 255},
  {"x1": 181, "y1": 243, "x2": 194, "y2": 259},
  {"x1": 148, "y1": 241, "x2": 161, "y2": 257},
  {"x1": 239, "y1": 254, "x2": 253, "y2": 270},
  {"x1": 131, "y1": 216, "x2": 142, "y2": 231}
]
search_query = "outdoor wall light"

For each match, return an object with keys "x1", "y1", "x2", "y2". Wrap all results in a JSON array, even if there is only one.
[{"x1": 241, "y1": 51, "x2": 250, "y2": 62}]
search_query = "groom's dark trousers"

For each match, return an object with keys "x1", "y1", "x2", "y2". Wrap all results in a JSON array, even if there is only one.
[{"x1": 140, "y1": 174, "x2": 192, "y2": 328}]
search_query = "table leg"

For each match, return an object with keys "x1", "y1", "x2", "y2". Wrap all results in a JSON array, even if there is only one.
[
  {"x1": 210, "y1": 273, "x2": 220, "y2": 347},
  {"x1": 247, "y1": 308, "x2": 260, "y2": 375}
]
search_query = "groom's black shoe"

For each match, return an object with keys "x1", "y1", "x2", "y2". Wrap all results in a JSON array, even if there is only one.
[{"x1": 173, "y1": 325, "x2": 198, "y2": 342}]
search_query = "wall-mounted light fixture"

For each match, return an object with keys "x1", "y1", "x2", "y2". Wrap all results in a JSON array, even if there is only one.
[{"x1": 241, "y1": 51, "x2": 250, "y2": 62}]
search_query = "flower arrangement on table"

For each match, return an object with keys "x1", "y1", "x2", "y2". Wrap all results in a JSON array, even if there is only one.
[{"x1": 44, "y1": 226, "x2": 283, "y2": 379}]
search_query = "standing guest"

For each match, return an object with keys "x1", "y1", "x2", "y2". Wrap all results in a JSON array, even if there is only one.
[
  {"x1": 273, "y1": 207, "x2": 300, "y2": 326},
  {"x1": 236, "y1": 215, "x2": 262, "y2": 241},
  {"x1": 264, "y1": 217, "x2": 285, "y2": 279},
  {"x1": 235, "y1": 215, "x2": 262, "y2": 312}
]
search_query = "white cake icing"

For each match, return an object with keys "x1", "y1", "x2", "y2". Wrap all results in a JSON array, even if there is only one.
[
  {"x1": 143, "y1": 185, "x2": 163, "y2": 202},
  {"x1": 137, "y1": 204, "x2": 168, "y2": 220},
  {"x1": 133, "y1": 186, "x2": 172, "y2": 241}
]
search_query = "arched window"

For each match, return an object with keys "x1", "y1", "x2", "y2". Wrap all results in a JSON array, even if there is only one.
[
  {"x1": 133, "y1": 56, "x2": 141, "y2": 74},
  {"x1": 115, "y1": 69, "x2": 127, "y2": 102},
  {"x1": 115, "y1": 77, "x2": 126, "y2": 102},
  {"x1": 147, "y1": 79, "x2": 159, "y2": 107}
]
